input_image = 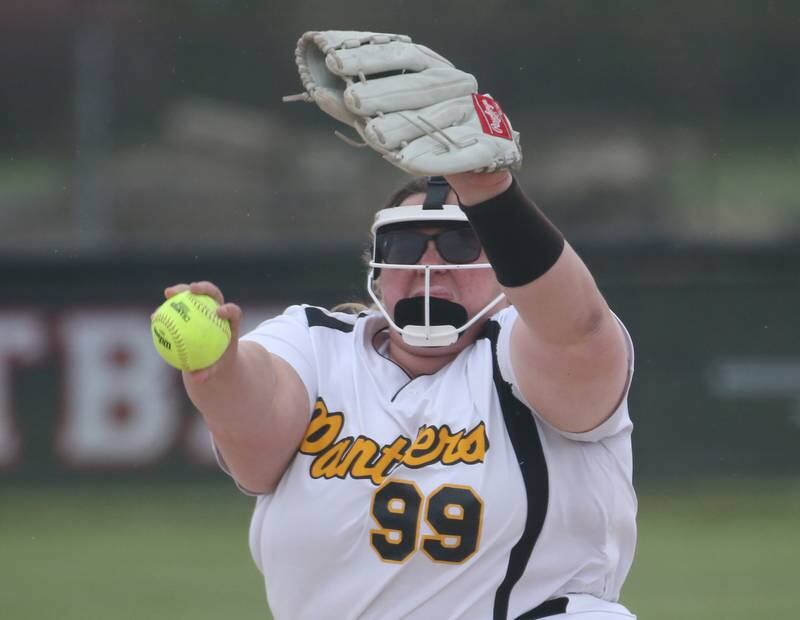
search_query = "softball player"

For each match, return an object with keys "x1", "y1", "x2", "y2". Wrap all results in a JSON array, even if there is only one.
[{"x1": 166, "y1": 31, "x2": 638, "y2": 619}]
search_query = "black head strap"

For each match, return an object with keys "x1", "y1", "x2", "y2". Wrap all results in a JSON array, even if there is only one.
[{"x1": 422, "y1": 176, "x2": 451, "y2": 210}]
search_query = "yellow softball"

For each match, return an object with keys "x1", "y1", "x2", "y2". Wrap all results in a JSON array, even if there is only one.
[{"x1": 151, "y1": 291, "x2": 232, "y2": 371}]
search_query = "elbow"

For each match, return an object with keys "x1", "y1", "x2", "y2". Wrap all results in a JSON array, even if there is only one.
[
  {"x1": 581, "y1": 304, "x2": 609, "y2": 339},
  {"x1": 225, "y1": 456, "x2": 285, "y2": 495}
]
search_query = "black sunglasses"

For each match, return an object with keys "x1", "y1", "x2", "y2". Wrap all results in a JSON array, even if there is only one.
[{"x1": 376, "y1": 226, "x2": 482, "y2": 265}]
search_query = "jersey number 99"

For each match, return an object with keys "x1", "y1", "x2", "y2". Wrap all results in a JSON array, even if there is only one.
[{"x1": 370, "y1": 480, "x2": 483, "y2": 564}]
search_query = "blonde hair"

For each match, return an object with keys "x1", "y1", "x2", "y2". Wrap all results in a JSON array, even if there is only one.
[{"x1": 331, "y1": 301, "x2": 370, "y2": 314}]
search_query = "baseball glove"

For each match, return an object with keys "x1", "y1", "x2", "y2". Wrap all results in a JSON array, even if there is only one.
[{"x1": 284, "y1": 30, "x2": 522, "y2": 176}]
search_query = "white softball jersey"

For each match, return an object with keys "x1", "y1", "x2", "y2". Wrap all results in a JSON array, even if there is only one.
[{"x1": 227, "y1": 305, "x2": 637, "y2": 620}]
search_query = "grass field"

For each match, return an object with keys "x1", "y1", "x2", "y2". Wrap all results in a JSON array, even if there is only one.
[{"x1": 1, "y1": 477, "x2": 798, "y2": 619}]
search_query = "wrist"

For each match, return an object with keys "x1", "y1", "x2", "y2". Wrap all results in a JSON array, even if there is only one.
[
  {"x1": 459, "y1": 177, "x2": 565, "y2": 287},
  {"x1": 445, "y1": 171, "x2": 513, "y2": 206}
]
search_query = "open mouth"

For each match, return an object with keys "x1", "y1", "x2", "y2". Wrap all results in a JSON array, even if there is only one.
[{"x1": 409, "y1": 287, "x2": 453, "y2": 301}]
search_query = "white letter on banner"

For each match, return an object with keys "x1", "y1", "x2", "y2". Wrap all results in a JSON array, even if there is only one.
[
  {"x1": 0, "y1": 313, "x2": 47, "y2": 467},
  {"x1": 58, "y1": 311, "x2": 180, "y2": 467}
]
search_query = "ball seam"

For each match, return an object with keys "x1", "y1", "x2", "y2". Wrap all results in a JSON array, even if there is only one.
[
  {"x1": 187, "y1": 295, "x2": 232, "y2": 338},
  {"x1": 152, "y1": 313, "x2": 189, "y2": 369}
]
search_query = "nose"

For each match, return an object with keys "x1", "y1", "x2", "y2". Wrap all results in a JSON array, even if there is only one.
[{"x1": 418, "y1": 240, "x2": 446, "y2": 266}]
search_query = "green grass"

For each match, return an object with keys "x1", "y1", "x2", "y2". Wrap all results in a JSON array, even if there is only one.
[
  {"x1": 624, "y1": 477, "x2": 800, "y2": 619},
  {"x1": 0, "y1": 482, "x2": 269, "y2": 620},
  {"x1": 1, "y1": 478, "x2": 798, "y2": 619}
]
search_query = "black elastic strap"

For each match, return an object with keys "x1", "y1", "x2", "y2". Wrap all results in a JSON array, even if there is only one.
[
  {"x1": 460, "y1": 177, "x2": 564, "y2": 287},
  {"x1": 422, "y1": 176, "x2": 451, "y2": 209}
]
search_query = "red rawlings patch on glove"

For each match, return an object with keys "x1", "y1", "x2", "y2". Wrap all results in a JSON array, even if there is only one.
[{"x1": 472, "y1": 93, "x2": 513, "y2": 140}]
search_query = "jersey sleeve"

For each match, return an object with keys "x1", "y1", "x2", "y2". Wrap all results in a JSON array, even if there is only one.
[
  {"x1": 240, "y1": 304, "x2": 319, "y2": 411},
  {"x1": 493, "y1": 305, "x2": 635, "y2": 442}
]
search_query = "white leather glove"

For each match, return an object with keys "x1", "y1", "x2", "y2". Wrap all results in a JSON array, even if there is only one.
[{"x1": 285, "y1": 30, "x2": 522, "y2": 175}]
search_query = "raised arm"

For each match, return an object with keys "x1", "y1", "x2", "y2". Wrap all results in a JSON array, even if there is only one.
[
  {"x1": 283, "y1": 31, "x2": 629, "y2": 431},
  {"x1": 447, "y1": 172, "x2": 630, "y2": 434},
  {"x1": 166, "y1": 282, "x2": 310, "y2": 493}
]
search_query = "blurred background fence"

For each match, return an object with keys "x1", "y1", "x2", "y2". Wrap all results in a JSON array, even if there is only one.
[
  {"x1": 1, "y1": 1, "x2": 799, "y2": 618},
  {"x1": 1, "y1": 244, "x2": 799, "y2": 482}
]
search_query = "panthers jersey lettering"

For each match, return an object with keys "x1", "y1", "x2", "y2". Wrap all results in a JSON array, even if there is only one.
[{"x1": 299, "y1": 397, "x2": 489, "y2": 485}]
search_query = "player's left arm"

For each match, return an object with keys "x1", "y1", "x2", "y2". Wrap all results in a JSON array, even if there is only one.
[{"x1": 449, "y1": 171, "x2": 630, "y2": 434}]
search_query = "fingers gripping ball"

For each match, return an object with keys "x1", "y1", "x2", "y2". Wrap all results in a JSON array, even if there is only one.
[{"x1": 151, "y1": 291, "x2": 232, "y2": 371}]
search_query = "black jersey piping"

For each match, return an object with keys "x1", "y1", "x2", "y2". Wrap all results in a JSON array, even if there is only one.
[
  {"x1": 370, "y1": 326, "x2": 442, "y2": 402},
  {"x1": 304, "y1": 306, "x2": 355, "y2": 333},
  {"x1": 515, "y1": 596, "x2": 568, "y2": 619},
  {"x1": 480, "y1": 320, "x2": 550, "y2": 620},
  {"x1": 372, "y1": 326, "x2": 412, "y2": 383}
]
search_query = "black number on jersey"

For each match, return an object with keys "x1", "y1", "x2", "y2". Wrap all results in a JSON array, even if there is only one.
[
  {"x1": 370, "y1": 480, "x2": 483, "y2": 564},
  {"x1": 422, "y1": 484, "x2": 483, "y2": 563},
  {"x1": 369, "y1": 480, "x2": 423, "y2": 563}
]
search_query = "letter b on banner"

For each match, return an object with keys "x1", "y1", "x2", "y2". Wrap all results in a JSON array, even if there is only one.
[{"x1": 58, "y1": 312, "x2": 180, "y2": 467}]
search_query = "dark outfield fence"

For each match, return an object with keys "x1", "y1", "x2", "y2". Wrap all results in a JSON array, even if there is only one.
[{"x1": 0, "y1": 243, "x2": 798, "y2": 482}]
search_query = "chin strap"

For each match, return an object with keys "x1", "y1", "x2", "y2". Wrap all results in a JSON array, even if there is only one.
[
  {"x1": 366, "y1": 268, "x2": 507, "y2": 348},
  {"x1": 393, "y1": 297, "x2": 468, "y2": 346}
]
